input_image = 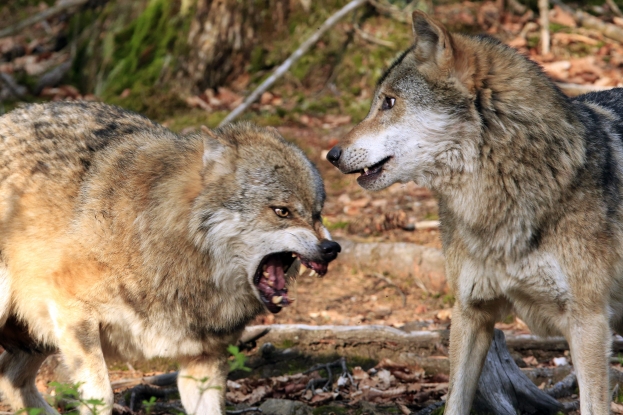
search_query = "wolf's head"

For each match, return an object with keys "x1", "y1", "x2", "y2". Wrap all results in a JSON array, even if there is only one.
[
  {"x1": 191, "y1": 123, "x2": 340, "y2": 314},
  {"x1": 327, "y1": 11, "x2": 486, "y2": 191}
]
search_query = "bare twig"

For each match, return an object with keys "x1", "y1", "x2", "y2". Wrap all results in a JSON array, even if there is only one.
[
  {"x1": 607, "y1": 0, "x2": 623, "y2": 18},
  {"x1": 354, "y1": 23, "x2": 396, "y2": 48},
  {"x1": 218, "y1": 0, "x2": 368, "y2": 127},
  {"x1": 111, "y1": 371, "x2": 178, "y2": 390},
  {"x1": 538, "y1": 0, "x2": 550, "y2": 54},
  {"x1": 226, "y1": 409, "x2": 262, "y2": 414},
  {"x1": 372, "y1": 273, "x2": 407, "y2": 307},
  {"x1": 0, "y1": 0, "x2": 90, "y2": 39},
  {"x1": 367, "y1": 0, "x2": 411, "y2": 23},
  {"x1": 0, "y1": 73, "x2": 28, "y2": 99},
  {"x1": 508, "y1": 0, "x2": 527, "y2": 15}
]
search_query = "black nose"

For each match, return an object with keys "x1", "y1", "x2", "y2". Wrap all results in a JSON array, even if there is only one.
[
  {"x1": 319, "y1": 239, "x2": 341, "y2": 261},
  {"x1": 326, "y1": 146, "x2": 342, "y2": 167}
]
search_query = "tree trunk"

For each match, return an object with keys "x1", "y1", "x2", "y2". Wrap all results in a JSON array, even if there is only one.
[{"x1": 186, "y1": 0, "x2": 290, "y2": 91}]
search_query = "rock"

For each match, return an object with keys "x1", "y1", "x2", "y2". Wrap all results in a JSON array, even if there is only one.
[
  {"x1": 336, "y1": 238, "x2": 447, "y2": 293},
  {"x1": 258, "y1": 399, "x2": 312, "y2": 415}
]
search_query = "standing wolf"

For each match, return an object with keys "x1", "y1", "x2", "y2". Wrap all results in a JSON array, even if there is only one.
[
  {"x1": 328, "y1": 11, "x2": 623, "y2": 414},
  {"x1": 0, "y1": 101, "x2": 340, "y2": 415}
]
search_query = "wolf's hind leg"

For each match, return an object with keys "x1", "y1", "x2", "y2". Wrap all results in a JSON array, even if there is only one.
[
  {"x1": 178, "y1": 355, "x2": 228, "y2": 415},
  {"x1": 0, "y1": 350, "x2": 59, "y2": 415}
]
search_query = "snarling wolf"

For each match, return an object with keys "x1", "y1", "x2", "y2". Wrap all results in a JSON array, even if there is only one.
[
  {"x1": 328, "y1": 11, "x2": 623, "y2": 414},
  {"x1": 0, "y1": 102, "x2": 340, "y2": 415}
]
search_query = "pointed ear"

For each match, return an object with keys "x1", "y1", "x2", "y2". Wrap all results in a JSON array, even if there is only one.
[
  {"x1": 200, "y1": 125, "x2": 229, "y2": 168},
  {"x1": 411, "y1": 11, "x2": 453, "y2": 69}
]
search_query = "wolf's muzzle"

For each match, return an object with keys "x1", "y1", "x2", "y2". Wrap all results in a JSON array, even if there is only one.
[
  {"x1": 326, "y1": 146, "x2": 342, "y2": 167},
  {"x1": 318, "y1": 239, "x2": 341, "y2": 262}
]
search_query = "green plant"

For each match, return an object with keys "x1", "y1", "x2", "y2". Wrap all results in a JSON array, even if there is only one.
[
  {"x1": 16, "y1": 409, "x2": 44, "y2": 415},
  {"x1": 142, "y1": 396, "x2": 158, "y2": 414},
  {"x1": 227, "y1": 345, "x2": 251, "y2": 372},
  {"x1": 48, "y1": 381, "x2": 106, "y2": 415}
]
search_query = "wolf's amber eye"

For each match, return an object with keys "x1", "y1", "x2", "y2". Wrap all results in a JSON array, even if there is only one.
[
  {"x1": 381, "y1": 96, "x2": 395, "y2": 110},
  {"x1": 273, "y1": 207, "x2": 290, "y2": 218}
]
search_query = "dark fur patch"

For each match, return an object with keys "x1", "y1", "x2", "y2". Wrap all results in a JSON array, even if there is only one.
[
  {"x1": 377, "y1": 47, "x2": 415, "y2": 86},
  {"x1": 0, "y1": 315, "x2": 54, "y2": 354}
]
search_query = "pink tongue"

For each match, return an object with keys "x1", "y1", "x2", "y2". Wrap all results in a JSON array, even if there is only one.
[{"x1": 266, "y1": 259, "x2": 286, "y2": 290}]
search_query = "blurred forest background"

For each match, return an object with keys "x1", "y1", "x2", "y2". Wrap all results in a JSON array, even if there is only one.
[{"x1": 3, "y1": 0, "x2": 623, "y2": 413}]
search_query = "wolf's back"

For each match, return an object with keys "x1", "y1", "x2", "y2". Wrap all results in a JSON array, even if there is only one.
[
  {"x1": 573, "y1": 88, "x2": 623, "y2": 139},
  {"x1": 0, "y1": 102, "x2": 164, "y2": 245}
]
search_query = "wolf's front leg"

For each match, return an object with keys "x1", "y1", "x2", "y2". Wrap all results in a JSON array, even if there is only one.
[
  {"x1": 567, "y1": 313, "x2": 611, "y2": 415},
  {"x1": 444, "y1": 300, "x2": 497, "y2": 415},
  {"x1": 178, "y1": 355, "x2": 228, "y2": 415},
  {"x1": 57, "y1": 322, "x2": 113, "y2": 415}
]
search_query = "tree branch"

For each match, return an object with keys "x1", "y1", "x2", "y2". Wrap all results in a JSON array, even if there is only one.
[
  {"x1": 0, "y1": 0, "x2": 90, "y2": 39},
  {"x1": 217, "y1": 0, "x2": 368, "y2": 127}
]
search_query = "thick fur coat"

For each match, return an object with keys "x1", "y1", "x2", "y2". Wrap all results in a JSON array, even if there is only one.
[
  {"x1": 0, "y1": 102, "x2": 339, "y2": 414},
  {"x1": 328, "y1": 11, "x2": 623, "y2": 414}
]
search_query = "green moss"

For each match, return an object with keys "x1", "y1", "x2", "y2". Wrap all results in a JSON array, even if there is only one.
[
  {"x1": 68, "y1": 0, "x2": 194, "y2": 118},
  {"x1": 164, "y1": 109, "x2": 229, "y2": 132},
  {"x1": 323, "y1": 218, "x2": 349, "y2": 231},
  {"x1": 278, "y1": 339, "x2": 295, "y2": 349},
  {"x1": 442, "y1": 294, "x2": 455, "y2": 307},
  {"x1": 313, "y1": 405, "x2": 348, "y2": 415},
  {"x1": 423, "y1": 212, "x2": 439, "y2": 221}
]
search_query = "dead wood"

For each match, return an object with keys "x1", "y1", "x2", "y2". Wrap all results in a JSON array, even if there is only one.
[
  {"x1": 354, "y1": 24, "x2": 396, "y2": 48},
  {"x1": 0, "y1": 73, "x2": 28, "y2": 99},
  {"x1": 539, "y1": 0, "x2": 551, "y2": 54},
  {"x1": 218, "y1": 0, "x2": 368, "y2": 127},
  {"x1": 472, "y1": 329, "x2": 563, "y2": 414},
  {"x1": 508, "y1": 0, "x2": 527, "y2": 15},
  {"x1": 34, "y1": 61, "x2": 73, "y2": 95},
  {"x1": 367, "y1": 0, "x2": 412, "y2": 23},
  {"x1": 607, "y1": 0, "x2": 623, "y2": 17},
  {"x1": 544, "y1": 372, "x2": 577, "y2": 398},
  {"x1": 0, "y1": 0, "x2": 90, "y2": 39},
  {"x1": 111, "y1": 372, "x2": 178, "y2": 390},
  {"x1": 551, "y1": 0, "x2": 623, "y2": 43}
]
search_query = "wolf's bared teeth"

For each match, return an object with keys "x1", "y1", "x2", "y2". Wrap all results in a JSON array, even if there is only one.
[
  {"x1": 292, "y1": 253, "x2": 297, "y2": 257},
  {"x1": 299, "y1": 264, "x2": 307, "y2": 275},
  {"x1": 309, "y1": 270, "x2": 317, "y2": 277},
  {"x1": 271, "y1": 295, "x2": 283, "y2": 304},
  {"x1": 263, "y1": 271, "x2": 270, "y2": 278},
  {"x1": 363, "y1": 167, "x2": 369, "y2": 174}
]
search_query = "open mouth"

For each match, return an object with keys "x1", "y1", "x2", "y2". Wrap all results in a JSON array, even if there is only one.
[
  {"x1": 347, "y1": 156, "x2": 391, "y2": 185},
  {"x1": 254, "y1": 252, "x2": 329, "y2": 314}
]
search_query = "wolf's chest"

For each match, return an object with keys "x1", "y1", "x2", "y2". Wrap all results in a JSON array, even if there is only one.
[{"x1": 455, "y1": 253, "x2": 571, "y2": 335}]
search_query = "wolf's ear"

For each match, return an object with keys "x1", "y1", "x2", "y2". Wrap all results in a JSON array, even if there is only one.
[
  {"x1": 411, "y1": 11, "x2": 453, "y2": 68},
  {"x1": 200, "y1": 125, "x2": 229, "y2": 169}
]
